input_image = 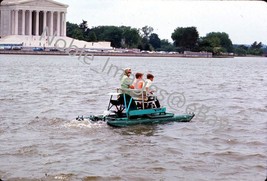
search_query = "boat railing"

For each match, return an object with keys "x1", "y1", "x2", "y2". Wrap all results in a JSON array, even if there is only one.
[
  {"x1": 117, "y1": 88, "x2": 147, "y2": 109},
  {"x1": 106, "y1": 89, "x2": 162, "y2": 119}
]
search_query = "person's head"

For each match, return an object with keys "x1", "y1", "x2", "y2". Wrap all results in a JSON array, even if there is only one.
[
  {"x1": 124, "y1": 68, "x2": 132, "y2": 77},
  {"x1": 135, "y1": 72, "x2": 143, "y2": 79},
  {"x1": 147, "y1": 73, "x2": 154, "y2": 81}
]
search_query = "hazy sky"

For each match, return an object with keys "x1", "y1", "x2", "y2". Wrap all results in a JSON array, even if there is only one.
[{"x1": 57, "y1": 0, "x2": 267, "y2": 45}]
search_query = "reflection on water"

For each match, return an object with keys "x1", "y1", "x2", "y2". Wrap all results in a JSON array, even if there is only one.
[{"x1": 0, "y1": 55, "x2": 266, "y2": 181}]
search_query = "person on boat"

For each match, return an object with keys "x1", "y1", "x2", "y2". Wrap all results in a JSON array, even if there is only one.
[
  {"x1": 132, "y1": 72, "x2": 146, "y2": 108},
  {"x1": 120, "y1": 68, "x2": 134, "y2": 93},
  {"x1": 145, "y1": 73, "x2": 161, "y2": 108},
  {"x1": 134, "y1": 72, "x2": 145, "y2": 89},
  {"x1": 145, "y1": 73, "x2": 154, "y2": 94}
]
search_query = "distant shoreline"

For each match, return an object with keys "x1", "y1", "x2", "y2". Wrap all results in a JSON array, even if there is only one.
[
  {"x1": 0, "y1": 50, "x2": 224, "y2": 58},
  {"x1": 1, "y1": 50, "x2": 265, "y2": 58}
]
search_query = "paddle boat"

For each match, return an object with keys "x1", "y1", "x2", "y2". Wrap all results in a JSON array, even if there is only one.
[{"x1": 76, "y1": 89, "x2": 195, "y2": 127}]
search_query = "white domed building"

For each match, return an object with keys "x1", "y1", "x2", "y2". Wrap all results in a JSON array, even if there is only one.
[{"x1": 0, "y1": 0, "x2": 112, "y2": 50}]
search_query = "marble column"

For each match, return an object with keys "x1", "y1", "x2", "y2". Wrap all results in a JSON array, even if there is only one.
[
  {"x1": 29, "y1": 10, "x2": 32, "y2": 36},
  {"x1": 11, "y1": 10, "x2": 14, "y2": 34},
  {"x1": 35, "y1": 10, "x2": 39, "y2": 35},
  {"x1": 63, "y1": 12, "x2": 66, "y2": 36},
  {"x1": 43, "y1": 11, "x2": 47, "y2": 34},
  {"x1": 57, "y1": 11, "x2": 60, "y2": 36},
  {"x1": 14, "y1": 10, "x2": 18, "y2": 35},
  {"x1": 22, "y1": 10, "x2": 25, "y2": 35},
  {"x1": 50, "y1": 11, "x2": 53, "y2": 36},
  {"x1": 60, "y1": 12, "x2": 64, "y2": 36}
]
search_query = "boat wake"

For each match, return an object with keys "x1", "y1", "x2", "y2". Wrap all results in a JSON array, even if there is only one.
[{"x1": 64, "y1": 119, "x2": 107, "y2": 129}]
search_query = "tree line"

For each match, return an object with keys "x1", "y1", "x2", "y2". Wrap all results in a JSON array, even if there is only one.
[
  {"x1": 234, "y1": 42, "x2": 265, "y2": 56},
  {"x1": 66, "y1": 20, "x2": 265, "y2": 56}
]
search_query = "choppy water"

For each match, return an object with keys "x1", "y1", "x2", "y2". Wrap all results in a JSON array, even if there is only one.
[{"x1": 0, "y1": 55, "x2": 266, "y2": 181}]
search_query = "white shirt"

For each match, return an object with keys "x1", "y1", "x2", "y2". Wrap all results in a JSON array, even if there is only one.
[{"x1": 145, "y1": 79, "x2": 152, "y2": 88}]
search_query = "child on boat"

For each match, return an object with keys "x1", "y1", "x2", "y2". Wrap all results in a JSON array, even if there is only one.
[
  {"x1": 145, "y1": 73, "x2": 161, "y2": 108},
  {"x1": 133, "y1": 72, "x2": 145, "y2": 89}
]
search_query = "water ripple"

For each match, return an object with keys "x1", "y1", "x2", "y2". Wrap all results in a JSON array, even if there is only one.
[{"x1": 0, "y1": 55, "x2": 266, "y2": 181}]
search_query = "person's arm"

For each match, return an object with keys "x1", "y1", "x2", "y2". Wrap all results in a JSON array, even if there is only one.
[{"x1": 123, "y1": 77, "x2": 134, "y2": 89}]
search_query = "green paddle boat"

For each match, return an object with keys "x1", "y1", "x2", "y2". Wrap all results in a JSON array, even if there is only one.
[{"x1": 77, "y1": 90, "x2": 194, "y2": 127}]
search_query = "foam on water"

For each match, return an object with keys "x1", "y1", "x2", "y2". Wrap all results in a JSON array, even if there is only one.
[{"x1": 64, "y1": 119, "x2": 107, "y2": 129}]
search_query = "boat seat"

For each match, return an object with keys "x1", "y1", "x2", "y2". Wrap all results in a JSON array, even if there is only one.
[
  {"x1": 108, "y1": 94, "x2": 125, "y2": 114},
  {"x1": 134, "y1": 96, "x2": 158, "y2": 109},
  {"x1": 116, "y1": 89, "x2": 158, "y2": 109},
  {"x1": 110, "y1": 99, "x2": 121, "y2": 106},
  {"x1": 129, "y1": 90, "x2": 158, "y2": 109},
  {"x1": 145, "y1": 96, "x2": 158, "y2": 109}
]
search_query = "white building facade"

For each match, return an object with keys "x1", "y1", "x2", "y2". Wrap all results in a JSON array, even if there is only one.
[
  {"x1": 0, "y1": 0, "x2": 112, "y2": 49},
  {"x1": 0, "y1": 0, "x2": 68, "y2": 37}
]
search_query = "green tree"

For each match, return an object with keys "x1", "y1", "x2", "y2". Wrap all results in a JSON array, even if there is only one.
[
  {"x1": 198, "y1": 35, "x2": 221, "y2": 54},
  {"x1": 158, "y1": 39, "x2": 176, "y2": 52},
  {"x1": 251, "y1": 41, "x2": 262, "y2": 49},
  {"x1": 79, "y1": 20, "x2": 89, "y2": 40},
  {"x1": 66, "y1": 21, "x2": 84, "y2": 40},
  {"x1": 234, "y1": 46, "x2": 247, "y2": 56},
  {"x1": 87, "y1": 31, "x2": 97, "y2": 42},
  {"x1": 199, "y1": 32, "x2": 233, "y2": 55},
  {"x1": 72, "y1": 29, "x2": 84, "y2": 40},
  {"x1": 122, "y1": 27, "x2": 141, "y2": 48},
  {"x1": 171, "y1": 27, "x2": 199, "y2": 52},
  {"x1": 248, "y1": 41, "x2": 263, "y2": 55},
  {"x1": 141, "y1": 26, "x2": 154, "y2": 39},
  {"x1": 207, "y1": 32, "x2": 233, "y2": 52},
  {"x1": 90, "y1": 26, "x2": 106, "y2": 40},
  {"x1": 220, "y1": 33, "x2": 233, "y2": 52},
  {"x1": 103, "y1": 26, "x2": 123, "y2": 48},
  {"x1": 149, "y1": 33, "x2": 161, "y2": 49},
  {"x1": 79, "y1": 20, "x2": 88, "y2": 32},
  {"x1": 238, "y1": 44, "x2": 249, "y2": 51},
  {"x1": 198, "y1": 37, "x2": 213, "y2": 52},
  {"x1": 138, "y1": 26, "x2": 154, "y2": 51},
  {"x1": 66, "y1": 21, "x2": 76, "y2": 37},
  {"x1": 138, "y1": 37, "x2": 153, "y2": 51},
  {"x1": 89, "y1": 26, "x2": 123, "y2": 47},
  {"x1": 263, "y1": 47, "x2": 267, "y2": 57}
]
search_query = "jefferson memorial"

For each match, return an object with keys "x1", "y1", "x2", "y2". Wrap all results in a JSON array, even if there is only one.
[{"x1": 0, "y1": 0, "x2": 111, "y2": 49}]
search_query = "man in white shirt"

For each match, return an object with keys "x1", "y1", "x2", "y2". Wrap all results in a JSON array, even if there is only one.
[
  {"x1": 145, "y1": 73, "x2": 160, "y2": 108},
  {"x1": 145, "y1": 73, "x2": 154, "y2": 94}
]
